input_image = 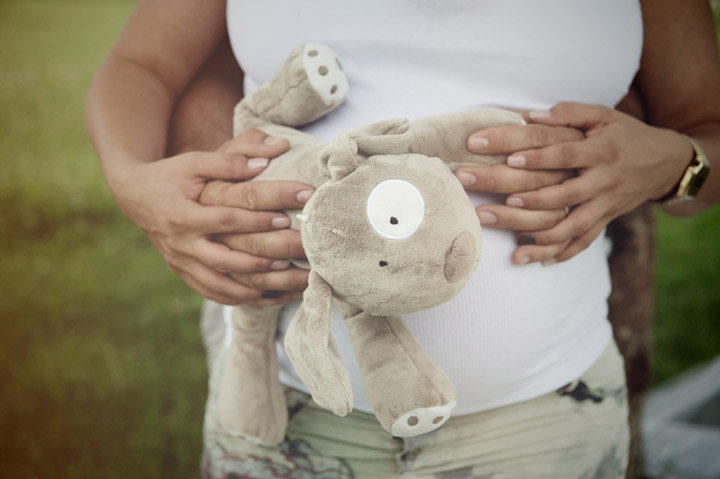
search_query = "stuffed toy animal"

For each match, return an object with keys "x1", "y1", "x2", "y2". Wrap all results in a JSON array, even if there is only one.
[{"x1": 210, "y1": 43, "x2": 524, "y2": 446}]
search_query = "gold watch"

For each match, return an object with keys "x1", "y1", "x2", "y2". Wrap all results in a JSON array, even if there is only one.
[{"x1": 656, "y1": 135, "x2": 712, "y2": 205}]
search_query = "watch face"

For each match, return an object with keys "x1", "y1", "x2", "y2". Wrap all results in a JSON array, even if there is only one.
[
  {"x1": 687, "y1": 157, "x2": 711, "y2": 199},
  {"x1": 665, "y1": 136, "x2": 712, "y2": 204}
]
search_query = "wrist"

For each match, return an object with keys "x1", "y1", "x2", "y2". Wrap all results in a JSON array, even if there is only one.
[
  {"x1": 653, "y1": 133, "x2": 711, "y2": 206},
  {"x1": 103, "y1": 157, "x2": 156, "y2": 227}
]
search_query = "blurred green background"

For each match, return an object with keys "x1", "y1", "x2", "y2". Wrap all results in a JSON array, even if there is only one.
[{"x1": 0, "y1": 1, "x2": 718, "y2": 477}]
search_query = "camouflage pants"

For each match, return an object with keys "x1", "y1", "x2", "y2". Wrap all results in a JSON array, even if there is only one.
[{"x1": 200, "y1": 302, "x2": 629, "y2": 479}]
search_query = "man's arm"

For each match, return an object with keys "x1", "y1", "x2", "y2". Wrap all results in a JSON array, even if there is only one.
[{"x1": 166, "y1": 34, "x2": 244, "y2": 155}]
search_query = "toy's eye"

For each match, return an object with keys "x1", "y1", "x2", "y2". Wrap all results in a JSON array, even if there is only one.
[{"x1": 366, "y1": 179, "x2": 425, "y2": 240}]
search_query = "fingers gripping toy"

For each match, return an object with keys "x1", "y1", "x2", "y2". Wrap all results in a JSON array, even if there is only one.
[{"x1": 209, "y1": 43, "x2": 524, "y2": 445}]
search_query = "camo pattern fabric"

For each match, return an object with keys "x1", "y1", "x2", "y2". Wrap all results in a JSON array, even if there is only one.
[{"x1": 200, "y1": 302, "x2": 629, "y2": 479}]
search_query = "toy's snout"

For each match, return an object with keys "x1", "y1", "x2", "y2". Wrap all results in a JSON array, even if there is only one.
[{"x1": 444, "y1": 231, "x2": 477, "y2": 283}]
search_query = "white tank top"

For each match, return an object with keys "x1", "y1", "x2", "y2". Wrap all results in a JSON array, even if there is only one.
[{"x1": 227, "y1": 0, "x2": 643, "y2": 415}]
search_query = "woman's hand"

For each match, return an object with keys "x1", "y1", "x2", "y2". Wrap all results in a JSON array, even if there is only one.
[
  {"x1": 455, "y1": 117, "x2": 583, "y2": 264},
  {"x1": 114, "y1": 128, "x2": 312, "y2": 305},
  {"x1": 501, "y1": 102, "x2": 692, "y2": 264}
]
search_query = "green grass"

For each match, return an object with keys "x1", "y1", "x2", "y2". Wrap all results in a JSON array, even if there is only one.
[
  {"x1": 0, "y1": 1, "x2": 206, "y2": 477},
  {"x1": 0, "y1": 1, "x2": 719, "y2": 478},
  {"x1": 653, "y1": 210, "x2": 720, "y2": 383}
]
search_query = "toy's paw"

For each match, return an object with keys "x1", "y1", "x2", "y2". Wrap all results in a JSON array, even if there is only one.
[
  {"x1": 310, "y1": 388, "x2": 353, "y2": 418},
  {"x1": 390, "y1": 400, "x2": 457, "y2": 437},
  {"x1": 302, "y1": 43, "x2": 348, "y2": 105}
]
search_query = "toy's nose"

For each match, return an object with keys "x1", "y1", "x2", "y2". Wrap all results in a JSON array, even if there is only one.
[{"x1": 444, "y1": 231, "x2": 477, "y2": 283}]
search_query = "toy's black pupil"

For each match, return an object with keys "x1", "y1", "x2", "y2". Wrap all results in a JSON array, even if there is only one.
[
  {"x1": 379, "y1": 261, "x2": 388, "y2": 267},
  {"x1": 390, "y1": 217, "x2": 398, "y2": 225}
]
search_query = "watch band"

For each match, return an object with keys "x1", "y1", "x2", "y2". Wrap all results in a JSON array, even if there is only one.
[{"x1": 656, "y1": 134, "x2": 711, "y2": 205}]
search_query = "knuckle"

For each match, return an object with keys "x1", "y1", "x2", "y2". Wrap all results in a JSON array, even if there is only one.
[
  {"x1": 521, "y1": 192, "x2": 538, "y2": 208},
  {"x1": 475, "y1": 169, "x2": 498, "y2": 192},
  {"x1": 530, "y1": 172, "x2": 553, "y2": 190},
  {"x1": 289, "y1": 272, "x2": 309, "y2": 291},
  {"x1": 166, "y1": 209, "x2": 188, "y2": 231},
  {"x1": 242, "y1": 234, "x2": 259, "y2": 255},
  {"x1": 246, "y1": 273, "x2": 267, "y2": 291},
  {"x1": 212, "y1": 257, "x2": 232, "y2": 273},
  {"x1": 251, "y1": 256, "x2": 272, "y2": 271},
  {"x1": 605, "y1": 140, "x2": 621, "y2": 163},
  {"x1": 502, "y1": 210, "x2": 521, "y2": 230},
  {"x1": 565, "y1": 126, "x2": 585, "y2": 142},
  {"x1": 528, "y1": 126, "x2": 548, "y2": 146},
  {"x1": 563, "y1": 187, "x2": 582, "y2": 206},
  {"x1": 218, "y1": 210, "x2": 239, "y2": 229},
  {"x1": 207, "y1": 279, "x2": 224, "y2": 294},
  {"x1": 245, "y1": 234, "x2": 266, "y2": 256},
  {"x1": 242, "y1": 127, "x2": 267, "y2": 144},
  {"x1": 200, "y1": 180, "x2": 223, "y2": 205},
  {"x1": 573, "y1": 218, "x2": 594, "y2": 237},
  {"x1": 558, "y1": 143, "x2": 576, "y2": 167},
  {"x1": 238, "y1": 185, "x2": 259, "y2": 210},
  {"x1": 287, "y1": 237, "x2": 305, "y2": 259}
]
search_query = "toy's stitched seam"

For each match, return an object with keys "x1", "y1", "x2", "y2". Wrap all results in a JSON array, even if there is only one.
[{"x1": 250, "y1": 79, "x2": 307, "y2": 118}]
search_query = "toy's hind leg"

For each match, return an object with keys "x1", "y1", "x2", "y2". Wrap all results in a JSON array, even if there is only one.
[
  {"x1": 234, "y1": 43, "x2": 348, "y2": 133},
  {"x1": 217, "y1": 305, "x2": 287, "y2": 446},
  {"x1": 345, "y1": 311, "x2": 457, "y2": 438}
]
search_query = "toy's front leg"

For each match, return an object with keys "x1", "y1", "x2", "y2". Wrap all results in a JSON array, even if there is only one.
[
  {"x1": 406, "y1": 109, "x2": 526, "y2": 169},
  {"x1": 234, "y1": 43, "x2": 348, "y2": 133},
  {"x1": 345, "y1": 311, "x2": 457, "y2": 437},
  {"x1": 284, "y1": 272, "x2": 353, "y2": 417},
  {"x1": 217, "y1": 305, "x2": 287, "y2": 446}
]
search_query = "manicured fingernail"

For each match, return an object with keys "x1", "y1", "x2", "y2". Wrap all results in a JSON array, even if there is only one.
[
  {"x1": 457, "y1": 172, "x2": 477, "y2": 186},
  {"x1": 270, "y1": 260, "x2": 290, "y2": 270},
  {"x1": 517, "y1": 234, "x2": 536, "y2": 246},
  {"x1": 261, "y1": 290, "x2": 281, "y2": 299},
  {"x1": 542, "y1": 258, "x2": 557, "y2": 266},
  {"x1": 519, "y1": 256, "x2": 531, "y2": 265},
  {"x1": 477, "y1": 211, "x2": 497, "y2": 224},
  {"x1": 264, "y1": 136, "x2": 284, "y2": 146},
  {"x1": 468, "y1": 135, "x2": 489, "y2": 151},
  {"x1": 529, "y1": 109, "x2": 551, "y2": 119},
  {"x1": 247, "y1": 157, "x2": 269, "y2": 170},
  {"x1": 507, "y1": 155, "x2": 525, "y2": 167},
  {"x1": 296, "y1": 189, "x2": 313, "y2": 204},
  {"x1": 506, "y1": 197, "x2": 524, "y2": 208},
  {"x1": 272, "y1": 216, "x2": 290, "y2": 228}
]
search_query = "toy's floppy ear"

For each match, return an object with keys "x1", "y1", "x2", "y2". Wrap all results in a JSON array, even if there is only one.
[
  {"x1": 349, "y1": 118, "x2": 411, "y2": 157},
  {"x1": 319, "y1": 133, "x2": 359, "y2": 181},
  {"x1": 320, "y1": 118, "x2": 412, "y2": 181},
  {"x1": 284, "y1": 271, "x2": 353, "y2": 416}
]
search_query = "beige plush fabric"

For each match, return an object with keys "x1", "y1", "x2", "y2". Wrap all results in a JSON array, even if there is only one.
[{"x1": 215, "y1": 43, "x2": 521, "y2": 444}]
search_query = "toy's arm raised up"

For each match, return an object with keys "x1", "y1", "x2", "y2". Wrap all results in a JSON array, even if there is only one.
[
  {"x1": 233, "y1": 43, "x2": 348, "y2": 134},
  {"x1": 407, "y1": 109, "x2": 525, "y2": 169},
  {"x1": 342, "y1": 109, "x2": 525, "y2": 170},
  {"x1": 284, "y1": 271, "x2": 353, "y2": 416}
]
